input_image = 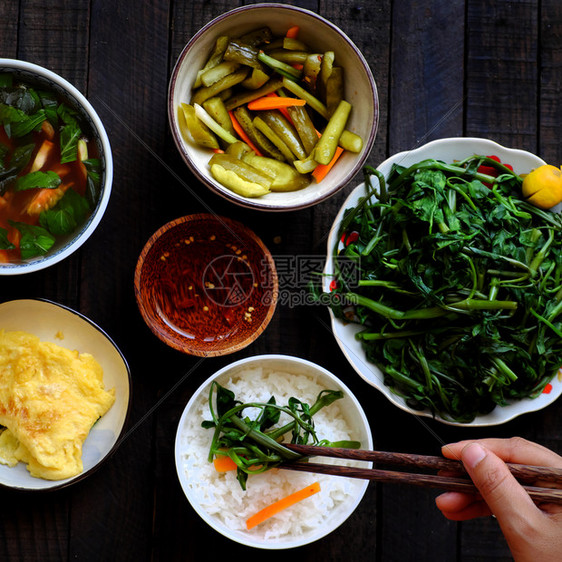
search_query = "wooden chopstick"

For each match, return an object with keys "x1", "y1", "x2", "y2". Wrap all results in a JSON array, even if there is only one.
[
  {"x1": 283, "y1": 444, "x2": 562, "y2": 483},
  {"x1": 279, "y1": 444, "x2": 562, "y2": 505}
]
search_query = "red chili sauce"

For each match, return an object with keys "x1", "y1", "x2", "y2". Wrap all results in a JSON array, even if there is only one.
[{"x1": 147, "y1": 217, "x2": 276, "y2": 348}]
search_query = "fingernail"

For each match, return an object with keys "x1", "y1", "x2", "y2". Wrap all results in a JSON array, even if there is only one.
[{"x1": 462, "y1": 443, "x2": 487, "y2": 468}]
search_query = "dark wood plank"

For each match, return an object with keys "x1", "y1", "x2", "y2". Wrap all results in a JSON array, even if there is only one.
[
  {"x1": 17, "y1": 0, "x2": 90, "y2": 89},
  {"x1": 538, "y1": 0, "x2": 562, "y2": 164},
  {"x1": 66, "y1": 0, "x2": 177, "y2": 560},
  {"x1": 388, "y1": 0, "x2": 464, "y2": 154},
  {"x1": 170, "y1": 0, "x2": 240, "y2": 62},
  {"x1": 0, "y1": 0, "x2": 20, "y2": 58},
  {"x1": 466, "y1": 0, "x2": 538, "y2": 152},
  {"x1": 461, "y1": 519, "x2": 513, "y2": 562},
  {"x1": 0, "y1": 490, "x2": 71, "y2": 561}
]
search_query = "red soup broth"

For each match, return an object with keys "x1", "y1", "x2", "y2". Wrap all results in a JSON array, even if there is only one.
[{"x1": 0, "y1": 75, "x2": 98, "y2": 263}]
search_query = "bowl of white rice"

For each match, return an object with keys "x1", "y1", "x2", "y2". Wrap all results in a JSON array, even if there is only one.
[{"x1": 174, "y1": 354, "x2": 373, "y2": 549}]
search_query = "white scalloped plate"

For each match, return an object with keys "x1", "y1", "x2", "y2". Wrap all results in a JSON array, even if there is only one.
[{"x1": 324, "y1": 137, "x2": 562, "y2": 427}]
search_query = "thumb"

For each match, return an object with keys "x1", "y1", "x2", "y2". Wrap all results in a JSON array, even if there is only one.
[{"x1": 461, "y1": 442, "x2": 538, "y2": 524}]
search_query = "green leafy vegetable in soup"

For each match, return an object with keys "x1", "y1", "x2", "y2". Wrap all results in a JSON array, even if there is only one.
[
  {"x1": 0, "y1": 73, "x2": 101, "y2": 263},
  {"x1": 326, "y1": 157, "x2": 562, "y2": 422}
]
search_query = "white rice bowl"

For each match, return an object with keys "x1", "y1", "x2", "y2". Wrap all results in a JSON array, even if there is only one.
[{"x1": 175, "y1": 355, "x2": 373, "y2": 549}]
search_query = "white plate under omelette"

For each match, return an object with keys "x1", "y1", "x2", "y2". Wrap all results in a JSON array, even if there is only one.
[{"x1": 0, "y1": 299, "x2": 131, "y2": 490}]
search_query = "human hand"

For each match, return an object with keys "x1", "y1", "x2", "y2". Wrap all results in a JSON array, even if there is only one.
[{"x1": 435, "y1": 437, "x2": 562, "y2": 562}]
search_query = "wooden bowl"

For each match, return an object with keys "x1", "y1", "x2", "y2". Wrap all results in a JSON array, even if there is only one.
[{"x1": 134, "y1": 214, "x2": 278, "y2": 356}]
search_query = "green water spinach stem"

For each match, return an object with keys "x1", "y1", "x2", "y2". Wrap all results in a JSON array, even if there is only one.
[{"x1": 346, "y1": 293, "x2": 518, "y2": 320}]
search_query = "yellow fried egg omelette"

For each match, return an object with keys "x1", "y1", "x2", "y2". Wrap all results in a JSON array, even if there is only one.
[{"x1": 0, "y1": 330, "x2": 115, "y2": 480}]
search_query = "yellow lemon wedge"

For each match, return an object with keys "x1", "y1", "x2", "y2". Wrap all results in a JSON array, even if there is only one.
[{"x1": 522, "y1": 164, "x2": 562, "y2": 209}]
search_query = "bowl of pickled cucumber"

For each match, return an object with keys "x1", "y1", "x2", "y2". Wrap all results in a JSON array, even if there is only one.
[{"x1": 168, "y1": 3, "x2": 379, "y2": 211}]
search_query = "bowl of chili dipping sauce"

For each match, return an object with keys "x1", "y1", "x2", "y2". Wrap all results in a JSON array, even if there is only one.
[{"x1": 134, "y1": 214, "x2": 278, "y2": 356}]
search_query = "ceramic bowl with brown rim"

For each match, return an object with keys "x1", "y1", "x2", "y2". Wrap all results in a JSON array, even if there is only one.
[
  {"x1": 134, "y1": 214, "x2": 278, "y2": 356},
  {"x1": 168, "y1": 3, "x2": 379, "y2": 211}
]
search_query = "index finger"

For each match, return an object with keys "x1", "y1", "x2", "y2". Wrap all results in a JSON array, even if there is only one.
[{"x1": 442, "y1": 437, "x2": 562, "y2": 468}]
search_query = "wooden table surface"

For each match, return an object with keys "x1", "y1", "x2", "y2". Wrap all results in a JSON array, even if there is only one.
[{"x1": 1, "y1": 1, "x2": 561, "y2": 560}]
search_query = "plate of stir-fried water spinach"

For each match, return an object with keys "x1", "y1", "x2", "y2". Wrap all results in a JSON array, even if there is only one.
[{"x1": 323, "y1": 138, "x2": 562, "y2": 425}]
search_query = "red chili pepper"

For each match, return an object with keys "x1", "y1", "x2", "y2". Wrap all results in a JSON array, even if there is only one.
[
  {"x1": 477, "y1": 156, "x2": 501, "y2": 187},
  {"x1": 543, "y1": 383, "x2": 553, "y2": 394},
  {"x1": 477, "y1": 155, "x2": 515, "y2": 187},
  {"x1": 477, "y1": 165, "x2": 498, "y2": 177},
  {"x1": 341, "y1": 231, "x2": 359, "y2": 246},
  {"x1": 329, "y1": 279, "x2": 338, "y2": 291}
]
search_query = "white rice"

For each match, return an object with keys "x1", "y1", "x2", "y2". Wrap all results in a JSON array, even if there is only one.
[{"x1": 177, "y1": 366, "x2": 368, "y2": 543}]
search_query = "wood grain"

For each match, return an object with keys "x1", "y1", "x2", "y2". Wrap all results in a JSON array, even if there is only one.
[
  {"x1": 466, "y1": 0, "x2": 538, "y2": 151},
  {"x1": 389, "y1": 0, "x2": 464, "y2": 153},
  {"x1": 538, "y1": 0, "x2": 562, "y2": 164},
  {"x1": 284, "y1": 443, "x2": 562, "y2": 483},
  {"x1": 0, "y1": 0, "x2": 560, "y2": 560},
  {"x1": 0, "y1": 0, "x2": 20, "y2": 59}
]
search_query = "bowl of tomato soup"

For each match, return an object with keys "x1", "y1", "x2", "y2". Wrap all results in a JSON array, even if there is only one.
[{"x1": 0, "y1": 59, "x2": 113, "y2": 274}]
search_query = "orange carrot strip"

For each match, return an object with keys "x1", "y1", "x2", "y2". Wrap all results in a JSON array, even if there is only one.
[
  {"x1": 312, "y1": 146, "x2": 344, "y2": 183},
  {"x1": 262, "y1": 92, "x2": 293, "y2": 122},
  {"x1": 228, "y1": 110, "x2": 263, "y2": 156},
  {"x1": 286, "y1": 25, "x2": 300, "y2": 39},
  {"x1": 246, "y1": 482, "x2": 321, "y2": 530},
  {"x1": 211, "y1": 148, "x2": 225, "y2": 154},
  {"x1": 9, "y1": 224, "x2": 21, "y2": 249},
  {"x1": 77, "y1": 160, "x2": 88, "y2": 185},
  {"x1": 25, "y1": 184, "x2": 70, "y2": 216},
  {"x1": 51, "y1": 163, "x2": 72, "y2": 178},
  {"x1": 213, "y1": 453, "x2": 263, "y2": 473},
  {"x1": 247, "y1": 96, "x2": 307, "y2": 111},
  {"x1": 213, "y1": 455, "x2": 238, "y2": 472}
]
